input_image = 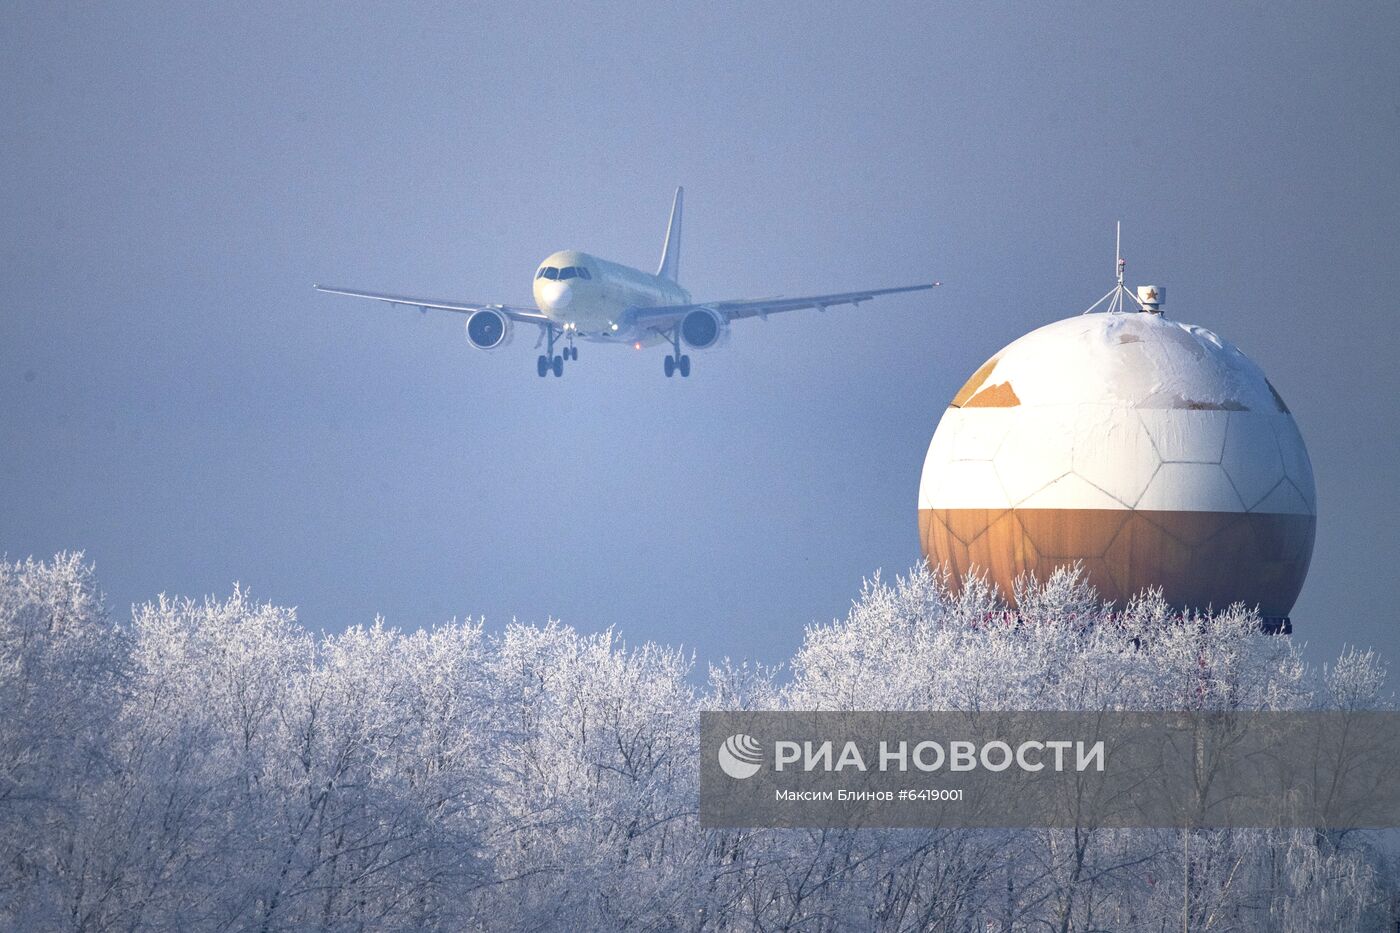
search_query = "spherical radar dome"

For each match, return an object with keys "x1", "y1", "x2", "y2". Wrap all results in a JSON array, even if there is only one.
[{"x1": 918, "y1": 310, "x2": 1316, "y2": 624}]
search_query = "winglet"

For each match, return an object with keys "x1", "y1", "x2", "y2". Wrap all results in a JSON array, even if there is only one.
[{"x1": 657, "y1": 186, "x2": 682, "y2": 283}]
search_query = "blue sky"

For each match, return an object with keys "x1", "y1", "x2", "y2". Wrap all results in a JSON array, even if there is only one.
[{"x1": 3, "y1": 2, "x2": 1397, "y2": 676}]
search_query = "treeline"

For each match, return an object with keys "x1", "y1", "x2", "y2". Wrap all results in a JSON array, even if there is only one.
[{"x1": 1, "y1": 554, "x2": 1394, "y2": 931}]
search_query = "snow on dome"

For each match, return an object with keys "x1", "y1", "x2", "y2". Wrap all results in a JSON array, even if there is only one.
[{"x1": 950, "y1": 313, "x2": 1290, "y2": 413}]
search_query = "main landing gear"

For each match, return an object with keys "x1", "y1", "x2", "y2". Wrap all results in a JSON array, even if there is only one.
[
  {"x1": 536, "y1": 326, "x2": 577, "y2": 377},
  {"x1": 664, "y1": 326, "x2": 691, "y2": 378}
]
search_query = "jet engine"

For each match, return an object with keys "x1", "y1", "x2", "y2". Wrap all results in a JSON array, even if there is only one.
[
  {"x1": 464, "y1": 308, "x2": 513, "y2": 350},
  {"x1": 680, "y1": 307, "x2": 728, "y2": 350}
]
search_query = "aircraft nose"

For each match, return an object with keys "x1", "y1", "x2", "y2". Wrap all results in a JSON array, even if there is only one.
[{"x1": 539, "y1": 280, "x2": 573, "y2": 310}]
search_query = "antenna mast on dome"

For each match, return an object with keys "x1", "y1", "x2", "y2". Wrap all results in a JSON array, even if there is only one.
[{"x1": 1082, "y1": 221, "x2": 1147, "y2": 314}]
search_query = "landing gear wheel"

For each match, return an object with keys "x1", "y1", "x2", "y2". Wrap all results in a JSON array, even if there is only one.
[
  {"x1": 552, "y1": 355, "x2": 564, "y2": 377},
  {"x1": 537, "y1": 355, "x2": 549, "y2": 377},
  {"x1": 678, "y1": 354, "x2": 691, "y2": 378},
  {"x1": 664, "y1": 355, "x2": 676, "y2": 378}
]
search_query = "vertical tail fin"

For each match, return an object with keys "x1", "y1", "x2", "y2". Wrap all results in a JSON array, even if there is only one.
[{"x1": 656, "y1": 186, "x2": 682, "y2": 282}]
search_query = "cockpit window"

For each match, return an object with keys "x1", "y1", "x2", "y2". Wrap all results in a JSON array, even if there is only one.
[{"x1": 538, "y1": 265, "x2": 591, "y2": 281}]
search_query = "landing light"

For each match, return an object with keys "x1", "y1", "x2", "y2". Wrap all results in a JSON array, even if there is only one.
[{"x1": 633, "y1": 342, "x2": 642, "y2": 350}]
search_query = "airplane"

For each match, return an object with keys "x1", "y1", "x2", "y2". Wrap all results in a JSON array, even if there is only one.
[{"x1": 314, "y1": 188, "x2": 938, "y2": 378}]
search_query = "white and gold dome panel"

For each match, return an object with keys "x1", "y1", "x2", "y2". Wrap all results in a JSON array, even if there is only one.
[{"x1": 918, "y1": 312, "x2": 1315, "y2": 623}]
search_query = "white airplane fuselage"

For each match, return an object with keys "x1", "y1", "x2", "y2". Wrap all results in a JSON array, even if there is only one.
[
  {"x1": 531, "y1": 250, "x2": 689, "y2": 342},
  {"x1": 315, "y1": 186, "x2": 936, "y2": 377}
]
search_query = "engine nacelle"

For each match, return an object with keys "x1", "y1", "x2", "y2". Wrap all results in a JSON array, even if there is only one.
[
  {"x1": 465, "y1": 308, "x2": 513, "y2": 350},
  {"x1": 680, "y1": 307, "x2": 728, "y2": 350}
]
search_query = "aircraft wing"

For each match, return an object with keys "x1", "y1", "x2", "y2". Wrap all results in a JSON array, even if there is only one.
[
  {"x1": 313, "y1": 284, "x2": 550, "y2": 323},
  {"x1": 626, "y1": 282, "x2": 938, "y2": 329}
]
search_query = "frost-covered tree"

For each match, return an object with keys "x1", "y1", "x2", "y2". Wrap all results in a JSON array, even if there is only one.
[
  {"x1": 480, "y1": 622, "x2": 700, "y2": 929},
  {"x1": 0, "y1": 554, "x2": 1393, "y2": 931},
  {"x1": 0, "y1": 554, "x2": 131, "y2": 930}
]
